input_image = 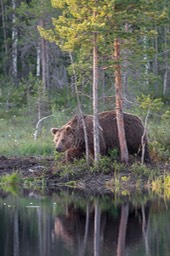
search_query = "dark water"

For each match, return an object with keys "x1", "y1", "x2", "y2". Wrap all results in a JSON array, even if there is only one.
[{"x1": 0, "y1": 187, "x2": 169, "y2": 256}]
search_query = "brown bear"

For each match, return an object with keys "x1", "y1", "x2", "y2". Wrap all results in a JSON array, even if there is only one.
[{"x1": 51, "y1": 110, "x2": 151, "y2": 163}]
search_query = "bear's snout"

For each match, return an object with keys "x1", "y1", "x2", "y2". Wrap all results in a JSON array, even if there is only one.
[{"x1": 56, "y1": 147, "x2": 63, "y2": 153}]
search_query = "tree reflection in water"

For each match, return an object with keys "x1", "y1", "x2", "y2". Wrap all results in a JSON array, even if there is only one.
[
  {"x1": 52, "y1": 198, "x2": 150, "y2": 256},
  {"x1": 0, "y1": 189, "x2": 154, "y2": 256}
]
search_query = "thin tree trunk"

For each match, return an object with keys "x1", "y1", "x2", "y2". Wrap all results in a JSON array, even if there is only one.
[
  {"x1": 41, "y1": 36, "x2": 46, "y2": 93},
  {"x1": 45, "y1": 41, "x2": 50, "y2": 88},
  {"x1": 12, "y1": 0, "x2": 18, "y2": 83},
  {"x1": 0, "y1": 0, "x2": 8, "y2": 55},
  {"x1": 69, "y1": 52, "x2": 90, "y2": 165},
  {"x1": 36, "y1": 41, "x2": 41, "y2": 77},
  {"x1": 37, "y1": 84, "x2": 41, "y2": 125},
  {"x1": 143, "y1": 33, "x2": 149, "y2": 86},
  {"x1": 154, "y1": 26, "x2": 158, "y2": 97},
  {"x1": 93, "y1": 4, "x2": 100, "y2": 162},
  {"x1": 163, "y1": 26, "x2": 169, "y2": 96},
  {"x1": 40, "y1": 19, "x2": 47, "y2": 93},
  {"x1": 141, "y1": 105, "x2": 150, "y2": 164},
  {"x1": 114, "y1": 38, "x2": 129, "y2": 164}
]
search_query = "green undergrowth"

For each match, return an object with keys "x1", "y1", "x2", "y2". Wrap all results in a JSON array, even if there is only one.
[
  {"x1": 51, "y1": 153, "x2": 161, "y2": 184},
  {"x1": 0, "y1": 156, "x2": 169, "y2": 198},
  {"x1": 1, "y1": 103, "x2": 170, "y2": 161},
  {"x1": 148, "y1": 110, "x2": 170, "y2": 162},
  {"x1": 0, "y1": 172, "x2": 21, "y2": 186}
]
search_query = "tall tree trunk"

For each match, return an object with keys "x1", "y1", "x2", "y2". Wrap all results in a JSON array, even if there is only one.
[
  {"x1": 40, "y1": 19, "x2": 48, "y2": 94},
  {"x1": 12, "y1": 0, "x2": 18, "y2": 83},
  {"x1": 41, "y1": 36, "x2": 46, "y2": 93},
  {"x1": 163, "y1": 26, "x2": 169, "y2": 96},
  {"x1": 69, "y1": 52, "x2": 90, "y2": 165},
  {"x1": 44, "y1": 39, "x2": 50, "y2": 89},
  {"x1": 36, "y1": 41, "x2": 41, "y2": 77},
  {"x1": 154, "y1": 26, "x2": 158, "y2": 97},
  {"x1": 0, "y1": 0, "x2": 8, "y2": 55},
  {"x1": 114, "y1": 38, "x2": 129, "y2": 164},
  {"x1": 143, "y1": 33, "x2": 150, "y2": 86},
  {"x1": 93, "y1": 4, "x2": 100, "y2": 162}
]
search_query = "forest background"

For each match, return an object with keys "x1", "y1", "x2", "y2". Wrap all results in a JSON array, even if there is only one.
[{"x1": 0, "y1": 0, "x2": 170, "y2": 163}]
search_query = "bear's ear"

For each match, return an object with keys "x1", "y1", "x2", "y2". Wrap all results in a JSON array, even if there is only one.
[
  {"x1": 65, "y1": 125, "x2": 72, "y2": 133},
  {"x1": 51, "y1": 128, "x2": 59, "y2": 135}
]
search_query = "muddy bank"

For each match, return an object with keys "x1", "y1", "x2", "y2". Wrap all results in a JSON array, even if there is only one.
[
  {"x1": 0, "y1": 155, "x2": 54, "y2": 176},
  {"x1": 0, "y1": 155, "x2": 170, "y2": 194},
  {"x1": 0, "y1": 155, "x2": 113, "y2": 193}
]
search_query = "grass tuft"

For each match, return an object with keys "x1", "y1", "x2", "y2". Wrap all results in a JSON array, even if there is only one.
[{"x1": 0, "y1": 172, "x2": 21, "y2": 185}]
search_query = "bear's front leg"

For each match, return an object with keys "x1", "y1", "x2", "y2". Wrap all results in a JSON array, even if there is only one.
[{"x1": 64, "y1": 148, "x2": 84, "y2": 163}]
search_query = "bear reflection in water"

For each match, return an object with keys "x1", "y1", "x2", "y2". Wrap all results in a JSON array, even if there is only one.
[{"x1": 53, "y1": 201, "x2": 150, "y2": 255}]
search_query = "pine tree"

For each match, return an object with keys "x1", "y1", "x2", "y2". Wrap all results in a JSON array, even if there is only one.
[
  {"x1": 38, "y1": 0, "x2": 169, "y2": 163},
  {"x1": 39, "y1": 0, "x2": 107, "y2": 161}
]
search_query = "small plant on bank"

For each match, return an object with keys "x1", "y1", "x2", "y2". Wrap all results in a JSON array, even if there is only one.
[
  {"x1": 89, "y1": 156, "x2": 113, "y2": 173},
  {"x1": 112, "y1": 161, "x2": 126, "y2": 173},
  {"x1": 57, "y1": 157, "x2": 89, "y2": 180},
  {"x1": 0, "y1": 172, "x2": 21, "y2": 185},
  {"x1": 89, "y1": 150, "x2": 125, "y2": 174},
  {"x1": 151, "y1": 174, "x2": 170, "y2": 199},
  {"x1": 130, "y1": 162, "x2": 149, "y2": 175}
]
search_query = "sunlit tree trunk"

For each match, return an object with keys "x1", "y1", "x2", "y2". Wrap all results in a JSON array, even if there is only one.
[
  {"x1": 93, "y1": 3, "x2": 100, "y2": 162},
  {"x1": 114, "y1": 38, "x2": 128, "y2": 164},
  {"x1": 117, "y1": 203, "x2": 129, "y2": 256},
  {"x1": 12, "y1": 0, "x2": 18, "y2": 83}
]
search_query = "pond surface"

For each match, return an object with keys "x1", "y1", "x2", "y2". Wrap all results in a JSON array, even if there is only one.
[{"x1": 0, "y1": 187, "x2": 169, "y2": 256}]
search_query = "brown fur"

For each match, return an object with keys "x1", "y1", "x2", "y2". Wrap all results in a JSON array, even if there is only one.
[{"x1": 51, "y1": 110, "x2": 150, "y2": 163}]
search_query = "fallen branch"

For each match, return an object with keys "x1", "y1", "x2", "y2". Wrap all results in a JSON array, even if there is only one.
[{"x1": 33, "y1": 114, "x2": 54, "y2": 141}]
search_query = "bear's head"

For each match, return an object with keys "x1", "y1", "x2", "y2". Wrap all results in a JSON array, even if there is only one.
[{"x1": 51, "y1": 125, "x2": 74, "y2": 152}]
